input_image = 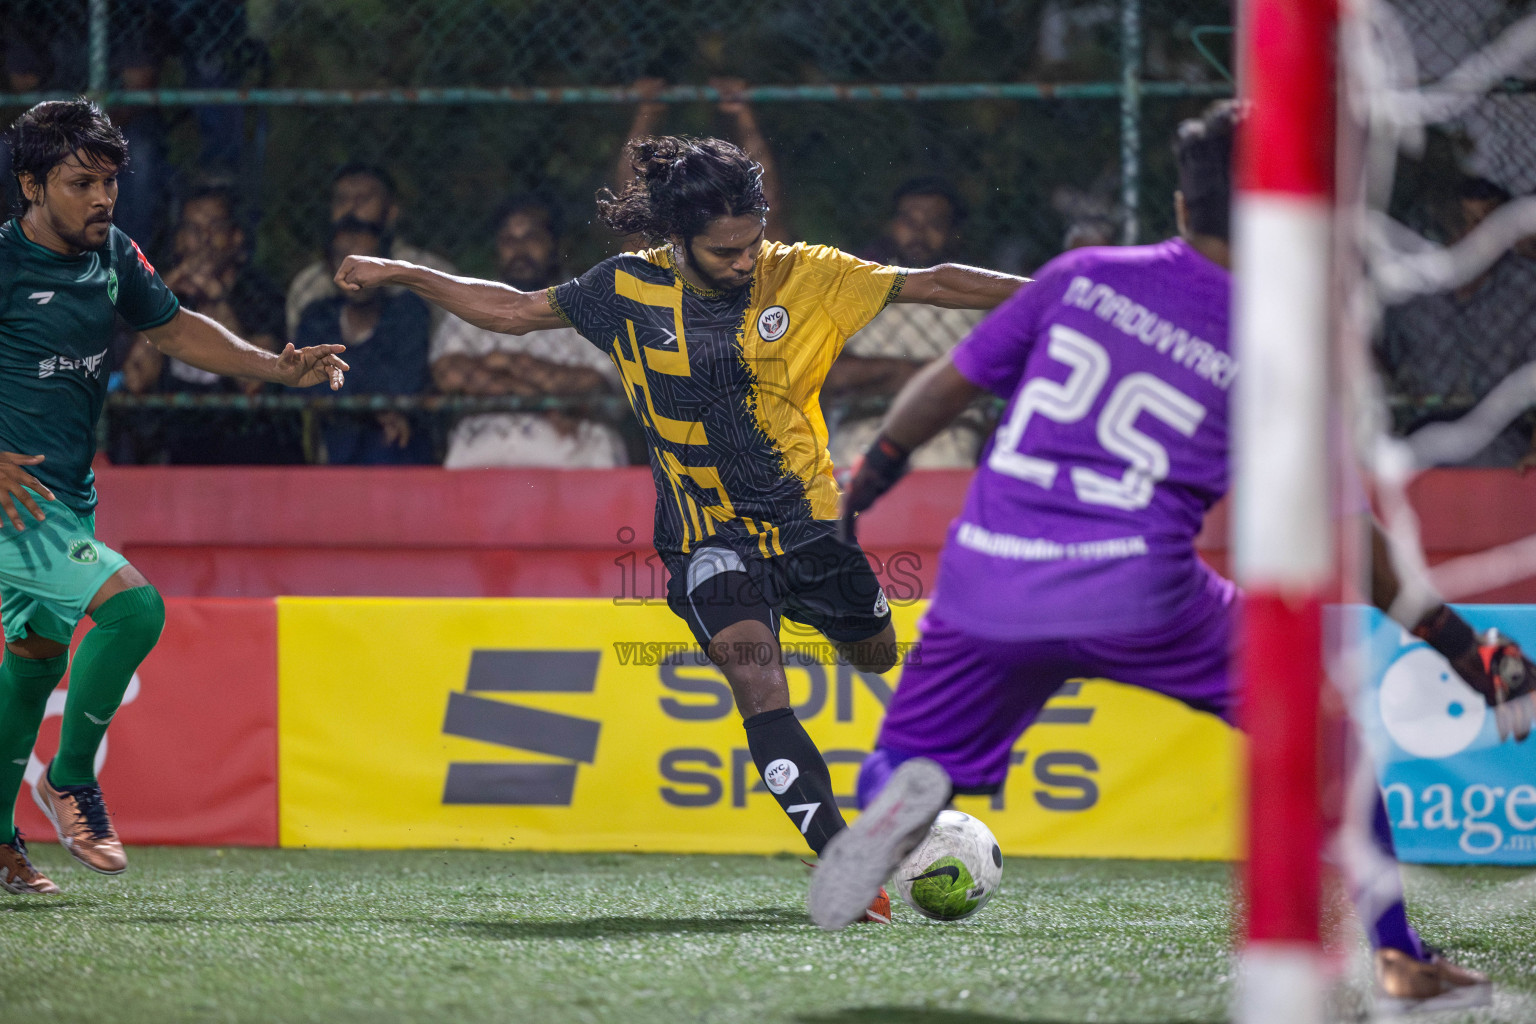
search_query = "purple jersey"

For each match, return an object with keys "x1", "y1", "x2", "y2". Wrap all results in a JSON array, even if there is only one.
[{"x1": 936, "y1": 238, "x2": 1232, "y2": 640}]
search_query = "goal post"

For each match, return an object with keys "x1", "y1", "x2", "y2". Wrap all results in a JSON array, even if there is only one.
[{"x1": 1232, "y1": 0, "x2": 1338, "y2": 1021}]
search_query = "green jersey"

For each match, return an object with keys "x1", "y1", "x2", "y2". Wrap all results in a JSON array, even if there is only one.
[{"x1": 0, "y1": 219, "x2": 178, "y2": 513}]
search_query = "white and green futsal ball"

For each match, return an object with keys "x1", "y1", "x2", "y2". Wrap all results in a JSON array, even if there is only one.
[{"x1": 893, "y1": 810, "x2": 1003, "y2": 921}]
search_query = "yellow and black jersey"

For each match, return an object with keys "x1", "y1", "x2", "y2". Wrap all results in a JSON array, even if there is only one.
[{"x1": 550, "y1": 240, "x2": 903, "y2": 569}]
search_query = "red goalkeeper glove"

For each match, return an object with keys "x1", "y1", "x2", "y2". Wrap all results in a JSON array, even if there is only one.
[
  {"x1": 838, "y1": 434, "x2": 910, "y2": 543},
  {"x1": 1413, "y1": 606, "x2": 1534, "y2": 742},
  {"x1": 1478, "y1": 630, "x2": 1535, "y2": 743}
]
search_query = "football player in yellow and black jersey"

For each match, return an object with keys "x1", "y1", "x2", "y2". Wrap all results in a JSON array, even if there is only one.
[{"x1": 336, "y1": 136, "x2": 1024, "y2": 901}]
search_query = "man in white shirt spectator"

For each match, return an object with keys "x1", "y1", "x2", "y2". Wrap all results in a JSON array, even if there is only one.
[
  {"x1": 285, "y1": 162, "x2": 457, "y2": 338},
  {"x1": 431, "y1": 194, "x2": 627, "y2": 469},
  {"x1": 827, "y1": 177, "x2": 987, "y2": 470}
]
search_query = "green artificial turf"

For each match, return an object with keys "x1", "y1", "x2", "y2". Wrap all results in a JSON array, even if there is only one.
[{"x1": 0, "y1": 848, "x2": 1531, "y2": 1023}]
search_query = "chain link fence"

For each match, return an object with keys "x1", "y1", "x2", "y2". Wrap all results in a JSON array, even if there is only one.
[
  {"x1": 1, "y1": 0, "x2": 1234, "y2": 464},
  {"x1": 1373, "y1": 0, "x2": 1536, "y2": 466}
]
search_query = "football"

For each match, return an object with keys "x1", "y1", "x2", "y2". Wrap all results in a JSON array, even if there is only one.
[{"x1": 893, "y1": 810, "x2": 1003, "y2": 921}]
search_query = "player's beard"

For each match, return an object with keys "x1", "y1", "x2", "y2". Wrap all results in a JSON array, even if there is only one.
[
  {"x1": 500, "y1": 260, "x2": 553, "y2": 292},
  {"x1": 73, "y1": 212, "x2": 114, "y2": 252},
  {"x1": 683, "y1": 239, "x2": 752, "y2": 293},
  {"x1": 894, "y1": 240, "x2": 943, "y2": 267}
]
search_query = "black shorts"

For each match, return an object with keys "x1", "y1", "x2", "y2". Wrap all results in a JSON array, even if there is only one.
[{"x1": 665, "y1": 534, "x2": 892, "y2": 650}]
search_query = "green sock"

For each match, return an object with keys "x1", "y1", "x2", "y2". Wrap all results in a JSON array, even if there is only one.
[
  {"x1": 0, "y1": 652, "x2": 68, "y2": 844},
  {"x1": 50, "y1": 586, "x2": 165, "y2": 788}
]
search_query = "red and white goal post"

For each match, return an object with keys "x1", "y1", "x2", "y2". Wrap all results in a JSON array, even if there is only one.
[{"x1": 1233, "y1": 0, "x2": 1339, "y2": 1022}]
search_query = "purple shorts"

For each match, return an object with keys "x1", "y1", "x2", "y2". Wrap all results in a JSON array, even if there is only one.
[{"x1": 870, "y1": 564, "x2": 1238, "y2": 795}]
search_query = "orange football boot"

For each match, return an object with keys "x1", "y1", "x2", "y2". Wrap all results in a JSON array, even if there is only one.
[
  {"x1": 0, "y1": 832, "x2": 61, "y2": 894},
  {"x1": 33, "y1": 767, "x2": 127, "y2": 875}
]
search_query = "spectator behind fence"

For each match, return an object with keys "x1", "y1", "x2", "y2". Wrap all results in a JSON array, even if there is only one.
[
  {"x1": 432, "y1": 195, "x2": 627, "y2": 469},
  {"x1": 1064, "y1": 217, "x2": 1118, "y2": 250},
  {"x1": 1378, "y1": 176, "x2": 1536, "y2": 467},
  {"x1": 295, "y1": 217, "x2": 434, "y2": 465},
  {"x1": 826, "y1": 177, "x2": 987, "y2": 470},
  {"x1": 119, "y1": 183, "x2": 303, "y2": 464},
  {"x1": 285, "y1": 162, "x2": 456, "y2": 338},
  {"x1": 612, "y1": 77, "x2": 790, "y2": 243},
  {"x1": 0, "y1": 1, "x2": 180, "y2": 256}
]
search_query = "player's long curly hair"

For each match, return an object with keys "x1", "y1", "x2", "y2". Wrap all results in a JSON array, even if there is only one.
[
  {"x1": 598, "y1": 136, "x2": 768, "y2": 243},
  {"x1": 6, "y1": 99, "x2": 128, "y2": 212}
]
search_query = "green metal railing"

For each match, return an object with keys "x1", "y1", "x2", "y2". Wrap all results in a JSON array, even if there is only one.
[{"x1": 7, "y1": 81, "x2": 1233, "y2": 107}]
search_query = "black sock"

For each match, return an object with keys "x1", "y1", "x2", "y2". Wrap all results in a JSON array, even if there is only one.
[{"x1": 743, "y1": 707, "x2": 847, "y2": 855}]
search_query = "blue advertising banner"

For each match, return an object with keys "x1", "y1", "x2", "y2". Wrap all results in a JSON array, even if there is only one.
[{"x1": 1359, "y1": 606, "x2": 1536, "y2": 865}]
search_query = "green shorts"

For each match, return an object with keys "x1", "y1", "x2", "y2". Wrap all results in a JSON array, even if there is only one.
[{"x1": 0, "y1": 494, "x2": 128, "y2": 644}]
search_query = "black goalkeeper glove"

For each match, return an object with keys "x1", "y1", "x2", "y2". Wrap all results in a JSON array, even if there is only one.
[
  {"x1": 838, "y1": 434, "x2": 911, "y2": 543},
  {"x1": 1413, "y1": 605, "x2": 1535, "y2": 742}
]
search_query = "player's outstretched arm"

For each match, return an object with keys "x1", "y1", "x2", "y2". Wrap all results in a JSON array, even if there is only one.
[
  {"x1": 334, "y1": 256, "x2": 566, "y2": 336},
  {"x1": 143, "y1": 309, "x2": 350, "y2": 389},
  {"x1": 895, "y1": 264, "x2": 1027, "y2": 310},
  {"x1": 840, "y1": 352, "x2": 983, "y2": 539},
  {"x1": 1371, "y1": 522, "x2": 1534, "y2": 742}
]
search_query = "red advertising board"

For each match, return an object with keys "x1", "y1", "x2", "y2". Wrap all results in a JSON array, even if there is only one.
[
  {"x1": 88, "y1": 465, "x2": 1536, "y2": 602},
  {"x1": 14, "y1": 598, "x2": 278, "y2": 846}
]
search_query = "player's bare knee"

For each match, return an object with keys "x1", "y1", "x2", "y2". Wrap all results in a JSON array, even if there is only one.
[
  {"x1": 720, "y1": 660, "x2": 792, "y2": 718},
  {"x1": 842, "y1": 624, "x2": 900, "y2": 674},
  {"x1": 6, "y1": 635, "x2": 68, "y2": 660},
  {"x1": 849, "y1": 645, "x2": 899, "y2": 674},
  {"x1": 87, "y1": 565, "x2": 153, "y2": 615},
  {"x1": 708, "y1": 619, "x2": 776, "y2": 668}
]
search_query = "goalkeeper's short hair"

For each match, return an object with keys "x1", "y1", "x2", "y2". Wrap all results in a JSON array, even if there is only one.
[{"x1": 1175, "y1": 100, "x2": 1240, "y2": 242}]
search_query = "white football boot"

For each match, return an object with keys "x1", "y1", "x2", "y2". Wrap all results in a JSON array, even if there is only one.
[{"x1": 807, "y1": 757, "x2": 951, "y2": 930}]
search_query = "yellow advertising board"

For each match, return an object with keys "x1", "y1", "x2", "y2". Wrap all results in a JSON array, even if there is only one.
[{"x1": 278, "y1": 598, "x2": 1240, "y2": 858}]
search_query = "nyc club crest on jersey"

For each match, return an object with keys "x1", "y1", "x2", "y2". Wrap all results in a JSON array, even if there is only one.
[{"x1": 757, "y1": 305, "x2": 789, "y2": 342}]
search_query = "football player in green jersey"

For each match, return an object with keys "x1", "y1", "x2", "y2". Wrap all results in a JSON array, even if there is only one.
[
  {"x1": 0, "y1": 100, "x2": 350, "y2": 893},
  {"x1": 337, "y1": 136, "x2": 1024, "y2": 919}
]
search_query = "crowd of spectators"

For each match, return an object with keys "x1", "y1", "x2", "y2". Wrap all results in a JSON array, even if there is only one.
[
  {"x1": 65, "y1": 71, "x2": 1536, "y2": 473},
  {"x1": 95, "y1": 83, "x2": 1051, "y2": 471},
  {"x1": 112, "y1": 182, "x2": 299, "y2": 466},
  {"x1": 826, "y1": 177, "x2": 990, "y2": 470},
  {"x1": 18, "y1": 2, "x2": 1531, "y2": 471},
  {"x1": 2, "y1": 1, "x2": 255, "y2": 255},
  {"x1": 431, "y1": 194, "x2": 628, "y2": 470}
]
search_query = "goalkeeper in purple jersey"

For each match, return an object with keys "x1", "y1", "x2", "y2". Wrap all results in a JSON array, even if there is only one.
[{"x1": 808, "y1": 101, "x2": 1531, "y2": 1010}]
